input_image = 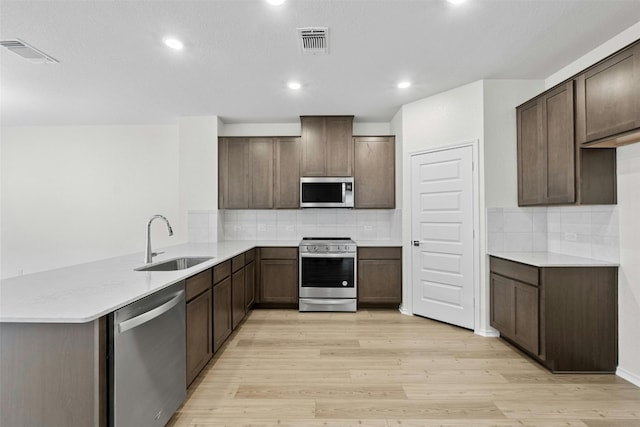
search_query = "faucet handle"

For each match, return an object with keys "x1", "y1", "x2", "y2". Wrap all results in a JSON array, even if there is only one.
[{"x1": 151, "y1": 251, "x2": 165, "y2": 258}]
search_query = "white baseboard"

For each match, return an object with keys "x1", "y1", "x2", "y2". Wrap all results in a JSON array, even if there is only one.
[
  {"x1": 617, "y1": 366, "x2": 640, "y2": 387},
  {"x1": 398, "y1": 305, "x2": 412, "y2": 316},
  {"x1": 475, "y1": 327, "x2": 499, "y2": 337}
]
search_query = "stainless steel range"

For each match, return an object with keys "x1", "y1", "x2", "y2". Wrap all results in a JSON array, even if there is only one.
[{"x1": 299, "y1": 237, "x2": 357, "y2": 312}]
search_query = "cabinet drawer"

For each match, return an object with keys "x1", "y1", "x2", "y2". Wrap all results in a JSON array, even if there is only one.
[
  {"x1": 490, "y1": 257, "x2": 539, "y2": 286},
  {"x1": 232, "y1": 254, "x2": 245, "y2": 272},
  {"x1": 358, "y1": 247, "x2": 401, "y2": 260},
  {"x1": 213, "y1": 260, "x2": 231, "y2": 284},
  {"x1": 186, "y1": 269, "x2": 212, "y2": 302},
  {"x1": 260, "y1": 247, "x2": 298, "y2": 260},
  {"x1": 245, "y1": 248, "x2": 256, "y2": 263}
]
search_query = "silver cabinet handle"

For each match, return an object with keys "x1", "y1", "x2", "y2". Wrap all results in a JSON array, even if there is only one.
[{"x1": 118, "y1": 291, "x2": 184, "y2": 333}]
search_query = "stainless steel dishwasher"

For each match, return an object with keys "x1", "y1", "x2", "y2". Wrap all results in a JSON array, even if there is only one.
[{"x1": 109, "y1": 281, "x2": 186, "y2": 427}]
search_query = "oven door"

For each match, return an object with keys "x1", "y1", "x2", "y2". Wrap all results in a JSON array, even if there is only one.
[{"x1": 299, "y1": 253, "x2": 356, "y2": 298}]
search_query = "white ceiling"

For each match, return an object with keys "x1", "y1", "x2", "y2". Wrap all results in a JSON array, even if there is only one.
[{"x1": 1, "y1": 0, "x2": 640, "y2": 126}]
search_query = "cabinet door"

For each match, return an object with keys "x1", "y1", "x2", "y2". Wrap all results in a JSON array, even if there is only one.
[
  {"x1": 245, "y1": 260, "x2": 255, "y2": 311},
  {"x1": 225, "y1": 138, "x2": 250, "y2": 209},
  {"x1": 576, "y1": 43, "x2": 640, "y2": 144},
  {"x1": 490, "y1": 273, "x2": 515, "y2": 339},
  {"x1": 259, "y1": 259, "x2": 298, "y2": 303},
  {"x1": 231, "y1": 268, "x2": 245, "y2": 329},
  {"x1": 354, "y1": 136, "x2": 395, "y2": 208},
  {"x1": 250, "y1": 138, "x2": 274, "y2": 209},
  {"x1": 543, "y1": 82, "x2": 575, "y2": 204},
  {"x1": 325, "y1": 116, "x2": 354, "y2": 176},
  {"x1": 517, "y1": 99, "x2": 545, "y2": 206},
  {"x1": 186, "y1": 289, "x2": 212, "y2": 386},
  {"x1": 300, "y1": 116, "x2": 326, "y2": 176},
  {"x1": 358, "y1": 258, "x2": 401, "y2": 304},
  {"x1": 218, "y1": 139, "x2": 228, "y2": 209},
  {"x1": 514, "y1": 281, "x2": 539, "y2": 356},
  {"x1": 212, "y1": 277, "x2": 232, "y2": 353},
  {"x1": 275, "y1": 137, "x2": 301, "y2": 208}
]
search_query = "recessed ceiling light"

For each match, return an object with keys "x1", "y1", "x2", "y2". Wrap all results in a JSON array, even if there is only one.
[
  {"x1": 288, "y1": 82, "x2": 302, "y2": 90},
  {"x1": 163, "y1": 37, "x2": 184, "y2": 50},
  {"x1": 447, "y1": 0, "x2": 467, "y2": 4},
  {"x1": 266, "y1": 0, "x2": 285, "y2": 5},
  {"x1": 397, "y1": 81, "x2": 411, "y2": 89}
]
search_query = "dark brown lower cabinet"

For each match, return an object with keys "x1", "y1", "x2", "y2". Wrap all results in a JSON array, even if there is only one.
[
  {"x1": 258, "y1": 247, "x2": 298, "y2": 306},
  {"x1": 186, "y1": 288, "x2": 212, "y2": 386},
  {"x1": 245, "y1": 260, "x2": 256, "y2": 311},
  {"x1": 185, "y1": 269, "x2": 213, "y2": 387},
  {"x1": 357, "y1": 247, "x2": 402, "y2": 306},
  {"x1": 490, "y1": 272, "x2": 538, "y2": 355},
  {"x1": 212, "y1": 276, "x2": 232, "y2": 353},
  {"x1": 231, "y1": 268, "x2": 245, "y2": 329},
  {"x1": 490, "y1": 256, "x2": 617, "y2": 373}
]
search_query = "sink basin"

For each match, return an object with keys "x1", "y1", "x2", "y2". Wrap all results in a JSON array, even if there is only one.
[{"x1": 135, "y1": 257, "x2": 213, "y2": 272}]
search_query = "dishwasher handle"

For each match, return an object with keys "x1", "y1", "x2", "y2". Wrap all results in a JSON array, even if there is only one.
[{"x1": 118, "y1": 290, "x2": 184, "y2": 333}]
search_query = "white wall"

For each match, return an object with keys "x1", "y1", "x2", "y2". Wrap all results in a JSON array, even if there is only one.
[
  {"x1": 483, "y1": 80, "x2": 544, "y2": 208},
  {"x1": 398, "y1": 81, "x2": 487, "y2": 330},
  {"x1": 1, "y1": 125, "x2": 182, "y2": 278},
  {"x1": 219, "y1": 122, "x2": 300, "y2": 137},
  {"x1": 218, "y1": 121, "x2": 391, "y2": 137},
  {"x1": 543, "y1": 22, "x2": 640, "y2": 385},
  {"x1": 617, "y1": 143, "x2": 640, "y2": 385},
  {"x1": 390, "y1": 108, "x2": 404, "y2": 209}
]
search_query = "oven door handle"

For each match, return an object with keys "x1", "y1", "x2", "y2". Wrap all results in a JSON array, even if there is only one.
[{"x1": 300, "y1": 253, "x2": 356, "y2": 258}]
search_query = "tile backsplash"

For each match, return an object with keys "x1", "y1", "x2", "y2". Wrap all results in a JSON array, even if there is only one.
[
  {"x1": 188, "y1": 209, "x2": 402, "y2": 242},
  {"x1": 487, "y1": 205, "x2": 619, "y2": 262}
]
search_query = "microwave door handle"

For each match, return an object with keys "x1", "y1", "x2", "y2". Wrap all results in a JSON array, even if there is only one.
[{"x1": 342, "y1": 182, "x2": 346, "y2": 203}]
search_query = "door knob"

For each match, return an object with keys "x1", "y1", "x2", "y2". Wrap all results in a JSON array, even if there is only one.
[{"x1": 413, "y1": 240, "x2": 420, "y2": 247}]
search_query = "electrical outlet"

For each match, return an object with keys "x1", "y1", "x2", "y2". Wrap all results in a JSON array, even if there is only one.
[{"x1": 564, "y1": 232, "x2": 577, "y2": 241}]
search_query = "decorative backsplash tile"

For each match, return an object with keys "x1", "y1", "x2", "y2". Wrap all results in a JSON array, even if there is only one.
[
  {"x1": 191, "y1": 209, "x2": 402, "y2": 242},
  {"x1": 487, "y1": 205, "x2": 619, "y2": 263}
]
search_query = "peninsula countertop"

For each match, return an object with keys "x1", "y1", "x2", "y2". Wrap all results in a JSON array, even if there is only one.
[{"x1": 0, "y1": 239, "x2": 401, "y2": 323}]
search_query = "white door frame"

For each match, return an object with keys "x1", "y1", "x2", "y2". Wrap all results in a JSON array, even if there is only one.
[{"x1": 407, "y1": 140, "x2": 481, "y2": 331}]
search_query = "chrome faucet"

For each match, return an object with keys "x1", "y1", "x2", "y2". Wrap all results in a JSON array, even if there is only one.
[{"x1": 144, "y1": 215, "x2": 174, "y2": 263}]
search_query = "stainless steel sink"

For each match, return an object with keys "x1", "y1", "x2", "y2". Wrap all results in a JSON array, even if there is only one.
[{"x1": 135, "y1": 257, "x2": 213, "y2": 272}]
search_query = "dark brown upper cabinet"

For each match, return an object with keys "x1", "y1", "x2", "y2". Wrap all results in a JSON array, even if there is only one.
[
  {"x1": 218, "y1": 137, "x2": 274, "y2": 209},
  {"x1": 275, "y1": 137, "x2": 301, "y2": 209},
  {"x1": 300, "y1": 116, "x2": 354, "y2": 177},
  {"x1": 576, "y1": 41, "x2": 640, "y2": 147},
  {"x1": 517, "y1": 82, "x2": 575, "y2": 206},
  {"x1": 249, "y1": 138, "x2": 275, "y2": 209},
  {"x1": 218, "y1": 138, "x2": 249, "y2": 209},
  {"x1": 354, "y1": 136, "x2": 396, "y2": 209},
  {"x1": 517, "y1": 82, "x2": 617, "y2": 206}
]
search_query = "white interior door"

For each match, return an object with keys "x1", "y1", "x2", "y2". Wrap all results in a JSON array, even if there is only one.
[{"x1": 411, "y1": 145, "x2": 475, "y2": 329}]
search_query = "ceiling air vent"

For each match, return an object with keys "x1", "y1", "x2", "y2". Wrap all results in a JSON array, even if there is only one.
[
  {"x1": 0, "y1": 39, "x2": 59, "y2": 64},
  {"x1": 297, "y1": 27, "x2": 329, "y2": 55}
]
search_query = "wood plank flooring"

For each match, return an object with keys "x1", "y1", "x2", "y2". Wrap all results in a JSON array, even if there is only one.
[{"x1": 167, "y1": 309, "x2": 640, "y2": 427}]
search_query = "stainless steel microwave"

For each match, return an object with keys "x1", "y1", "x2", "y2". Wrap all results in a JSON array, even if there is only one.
[{"x1": 300, "y1": 177, "x2": 354, "y2": 208}]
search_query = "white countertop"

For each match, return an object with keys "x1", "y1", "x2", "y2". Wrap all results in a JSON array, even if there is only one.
[
  {"x1": 0, "y1": 239, "x2": 400, "y2": 323},
  {"x1": 356, "y1": 240, "x2": 402, "y2": 247},
  {"x1": 489, "y1": 251, "x2": 619, "y2": 267}
]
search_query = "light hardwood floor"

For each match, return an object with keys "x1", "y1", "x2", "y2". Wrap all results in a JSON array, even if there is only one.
[{"x1": 168, "y1": 309, "x2": 640, "y2": 427}]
